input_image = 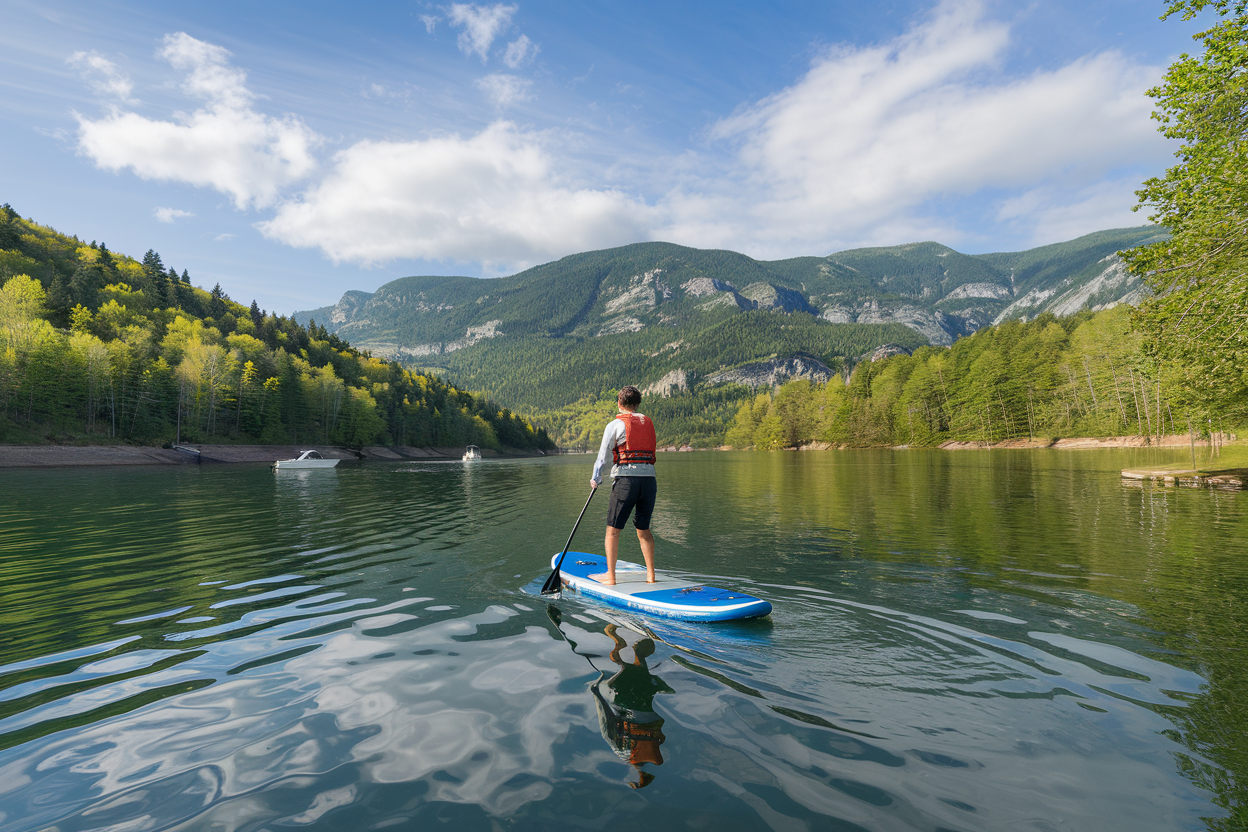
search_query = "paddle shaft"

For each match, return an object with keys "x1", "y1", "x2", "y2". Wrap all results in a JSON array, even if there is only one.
[
  {"x1": 541, "y1": 487, "x2": 597, "y2": 594},
  {"x1": 546, "y1": 605, "x2": 605, "y2": 675}
]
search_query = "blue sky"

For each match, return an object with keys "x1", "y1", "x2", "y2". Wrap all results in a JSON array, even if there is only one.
[{"x1": 0, "y1": 0, "x2": 1202, "y2": 315}]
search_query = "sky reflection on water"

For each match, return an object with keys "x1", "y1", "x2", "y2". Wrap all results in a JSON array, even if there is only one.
[{"x1": 0, "y1": 450, "x2": 1243, "y2": 831}]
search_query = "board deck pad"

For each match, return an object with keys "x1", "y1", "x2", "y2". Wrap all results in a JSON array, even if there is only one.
[
  {"x1": 552, "y1": 552, "x2": 771, "y2": 621},
  {"x1": 586, "y1": 571, "x2": 658, "y2": 585}
]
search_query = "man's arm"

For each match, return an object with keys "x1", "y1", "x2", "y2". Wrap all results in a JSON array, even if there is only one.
[{"x1": 591, "y1": 420, "x2": 623, "y2": 486}]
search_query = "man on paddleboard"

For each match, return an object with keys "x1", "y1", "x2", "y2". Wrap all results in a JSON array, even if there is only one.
[{"x1": 590, "y1": 386, "x2": 657, "y2": 585}]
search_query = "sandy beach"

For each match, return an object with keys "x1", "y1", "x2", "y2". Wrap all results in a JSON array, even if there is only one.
[{"x1": 937, "y1": 434, "x2": 1216, "y2": 450}]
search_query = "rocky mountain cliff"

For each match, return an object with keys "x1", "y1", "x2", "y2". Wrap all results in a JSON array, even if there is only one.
[
  {"x1": 293, "y1": 226, "x2": 1166, "y2": 421},
  {"x1": 299, "y1": 226, "x2": 1164, "y2": 358}
]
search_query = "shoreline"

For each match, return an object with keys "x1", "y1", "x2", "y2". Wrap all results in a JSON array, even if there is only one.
[
  {"x1": 0, "y1": 444, "x2": 545, "y2": 468},
  {"x1": 789, "y1": 433, "x2": 1227, "y2": 451},
  {"x1": 0, "y1": 435, "x2": 1228, "y2": 467}
]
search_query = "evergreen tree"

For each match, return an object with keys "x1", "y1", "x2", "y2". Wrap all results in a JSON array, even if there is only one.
[
  {"x1": 165, "y1": 267, "x2": 179, "y2": 307},
  {"x1": 69, "y1": 263, "x2": 104, "y2": 310},
  {"x1": 209, "y1": 283, "x2": 226, "y2": 318},
  {"x1": 0, "y1": 204, "x2": 19, "y2": 249},
  {"x1": 141, "y1": 250, "x2": 165, "y2": 279},
  {"x1": 46, "y1": 273, "x2": 72, "y2": 323}
]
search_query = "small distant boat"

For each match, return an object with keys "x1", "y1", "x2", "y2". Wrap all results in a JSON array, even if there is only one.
[
  {"x1": 462, "y1": 445, "x2": 483, "y2": 461},
  {"x1": 274, "y1": 450, "x2": 339, "y2": 470}
]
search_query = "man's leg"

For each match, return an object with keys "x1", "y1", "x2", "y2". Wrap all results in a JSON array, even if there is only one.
[
  {"x1": 637, "y1": 529, "x2": 656, "y2": 583},
  {"x1": 604, "y1": 526, "x2": 621, "y2": 585}
]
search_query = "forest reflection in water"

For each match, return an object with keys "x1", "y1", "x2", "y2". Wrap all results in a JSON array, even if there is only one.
[{"x1": 0, "y1": 448, "x2": 1244, "y2": 831}]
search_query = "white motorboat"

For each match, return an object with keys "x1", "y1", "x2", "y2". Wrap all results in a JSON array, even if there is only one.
[
  {"x1": 462, "y1": 445, "x2": 483, "y2": 461},
  {"x1": 274, "y1": 450, "x2": 340, "y2": 469}
]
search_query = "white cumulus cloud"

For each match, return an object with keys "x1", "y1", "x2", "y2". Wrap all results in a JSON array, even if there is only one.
[
  {"x1": 475, "y1": 73, "x2": 533, "y2": 108},
  {"x1": 503, "y1": 34, "x2": 537, "y2": 68},
  {"x1": 154, "y1": 207, "x2": 194, "y2": 223},
  {"x1": 258, "y1": 121, "x2": 654, "y2": 268},
  {"x1": 67, "y1": 51, "x2": 136, "y2": 102},
  {"x1": 159, "y1": 32, "x2": 252, "y2": 109},
  {"x1": 661, "y1": 0, "x2": 1170, "y2": 255},
  {"x1": 66, "y1": 3, "x2": 1173, "y2": 273},
  {"x1": 447, "y1": 3, "x2": 517, "y2": 62},
  {"x1": 73, "y1": 33, "x2": 321, "y2": 210}
]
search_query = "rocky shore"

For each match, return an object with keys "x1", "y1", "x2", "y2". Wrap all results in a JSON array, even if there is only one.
[{"x1": 0, "y1": 444, "x2": 539, "y2": 468}]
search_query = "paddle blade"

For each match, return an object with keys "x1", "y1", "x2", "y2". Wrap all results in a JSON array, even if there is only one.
[{"x1": 540, "y1": 568, "x2": 562, "y2": 595}]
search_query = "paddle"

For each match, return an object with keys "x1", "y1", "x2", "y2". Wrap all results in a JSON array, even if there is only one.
[{"x1": 541, "y1": 487, "x2": 597, "y2": 594}]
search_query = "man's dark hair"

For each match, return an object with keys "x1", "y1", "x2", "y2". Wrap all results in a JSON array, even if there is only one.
[{"x1": 618, "y1": 386, "x2": 642, "y2": 408}]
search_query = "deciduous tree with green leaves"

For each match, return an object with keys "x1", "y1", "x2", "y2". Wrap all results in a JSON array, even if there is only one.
[
  {"x1": 1126, "y1": 0, "x2": 1248, "y2": 422},
  {"x1": 0, "y1": 206, "x2": 554, "y2": 450}
]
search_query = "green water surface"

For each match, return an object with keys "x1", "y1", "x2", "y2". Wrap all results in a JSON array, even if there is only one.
[{"x1": 0, "y1": 449, "x2": 1244, "y2": 831}]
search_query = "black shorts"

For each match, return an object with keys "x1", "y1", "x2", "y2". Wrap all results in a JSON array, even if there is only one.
[{"x1": 607, "y1": 476, "x2": 657, "y2": 530}]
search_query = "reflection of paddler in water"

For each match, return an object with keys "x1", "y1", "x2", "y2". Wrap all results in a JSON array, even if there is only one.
[
  {"x1": 591, "y1": 623, "x2": 674, "y2": 789},
  {"x1": 547, "y1": 608, "x2": 673, "y2": 789}
]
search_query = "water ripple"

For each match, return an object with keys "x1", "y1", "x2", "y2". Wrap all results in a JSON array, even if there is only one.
[{"x1": 0, "y1": 453, "x2": 1241, "y2": 831}]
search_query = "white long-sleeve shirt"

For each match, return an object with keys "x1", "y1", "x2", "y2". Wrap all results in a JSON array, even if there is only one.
[{"x1": 592, "y1": 414, "x2": 657, "y2": 484}]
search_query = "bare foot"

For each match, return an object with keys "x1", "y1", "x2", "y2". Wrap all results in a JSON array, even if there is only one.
[
  {"x1": 646, "y1": 575, "x2": 656, "y2": 583},
  {"x1": 600, "y1": 578, "x2": 616, "y2": 586}
]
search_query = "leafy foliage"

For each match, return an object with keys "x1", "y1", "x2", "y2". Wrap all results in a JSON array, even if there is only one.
[
  {"x1": 1124, "y1": 5, "x2": 1248, "y2": 425},
  {"x1": 721, "y1": 307, "x2": 1201, "y2": 448},
  {"x1": 0, "y1": 205, "x2": 553, "y2": 451},
  {"x1": 1124, "y1": 13, "x2": 1248, "y2": 818},
  {"x1": 1164, "y1": 0, "x2": 1248, "y2": 19}
]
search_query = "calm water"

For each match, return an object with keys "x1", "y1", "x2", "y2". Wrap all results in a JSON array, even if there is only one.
[{"x1": 1, "y1": 450, "x2": 1245, "y2": 831}]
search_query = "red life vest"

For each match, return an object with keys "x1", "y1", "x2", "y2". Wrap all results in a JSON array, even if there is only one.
[{"x1": 613, "y1": 412, "x2": 657, "y2": 465}]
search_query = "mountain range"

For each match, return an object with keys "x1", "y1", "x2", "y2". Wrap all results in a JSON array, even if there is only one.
[{"x1": 295, "y1": 226, "x2": 1165, "y2": 421}]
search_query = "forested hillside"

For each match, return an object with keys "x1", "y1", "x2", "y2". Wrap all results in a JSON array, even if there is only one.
[
  {"x1": 431, "y1": 312, "x2": 926, "y2": 447},
  {"x1": 1, "y1": 199, "x2": 1190, "y2": 453},
  {"x1": 723, "y1": 306, "x2": 1202, "y2": 449},
  {"x1": 292, "y1": 226, "x2": 1165, "y2": 448},
  {"x1": 439, "y1": 313, "x2": 924, "y2": 412},
  {"x1": 0, "y1": 204, "x2": 553, "y2": 451}
]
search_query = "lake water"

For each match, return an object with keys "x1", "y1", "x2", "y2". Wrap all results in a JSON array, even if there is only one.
[{"x1": 1, "y1": 450, "x2": 1245, "y2": 831}]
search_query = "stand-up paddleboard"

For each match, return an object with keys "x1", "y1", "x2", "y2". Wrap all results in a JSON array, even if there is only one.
[{"x1": 550, "y1": 552, "x2": 772, "y2": 621}]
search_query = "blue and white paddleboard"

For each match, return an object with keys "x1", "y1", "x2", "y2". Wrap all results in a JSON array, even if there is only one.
[{"x1": 551, "y1": 552, "x2": 772, "y2": 622}]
